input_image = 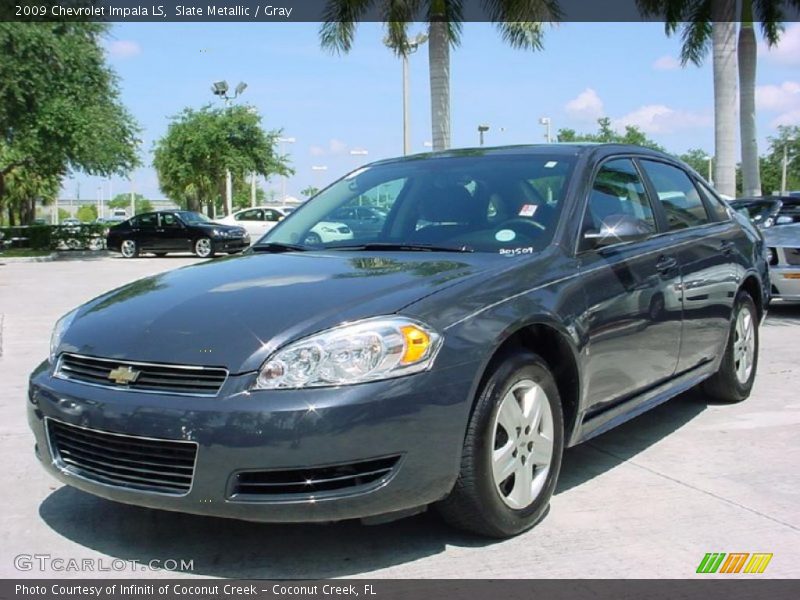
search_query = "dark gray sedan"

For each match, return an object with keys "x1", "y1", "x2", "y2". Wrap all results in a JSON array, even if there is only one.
[{"x1": 29, "y1": 144, "x2": 769, "y2": 537}]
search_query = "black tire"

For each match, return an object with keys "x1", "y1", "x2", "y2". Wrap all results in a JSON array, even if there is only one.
[
  {"x1": 702, "y1": 291, "x2": 759, "y2": 403},
  {"x1": 120, "y1": 239, "x2": 139, "y2": 258},
  {"x1": 437, "y1": 351, "x2": 564, "y2": 538},
  {"x1": 154, "y1": 252, "x2": 168, "y2": 257}
]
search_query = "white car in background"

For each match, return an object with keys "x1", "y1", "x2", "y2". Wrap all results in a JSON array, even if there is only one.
[{"x1": 216, "y1": 206, "x2": 353, "y2": 245}]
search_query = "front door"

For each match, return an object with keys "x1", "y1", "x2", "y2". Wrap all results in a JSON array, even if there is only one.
[
  {"x1": 578, "y1": 158, "x2": 682, "y2": 415},
  {"x1": 156, "y1": 212, "x2": 191, "y2": 251}
]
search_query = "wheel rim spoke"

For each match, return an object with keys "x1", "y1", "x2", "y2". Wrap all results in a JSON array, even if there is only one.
[
  {"x1": 492, "y1": 440, "x2": 516, "y2": 484},
  {"x1": 507, "y1": 462, "x2": 534, "y2": 507},
  {"x1": 530, "y1": 431, "x2": 553, "y2": 467}
]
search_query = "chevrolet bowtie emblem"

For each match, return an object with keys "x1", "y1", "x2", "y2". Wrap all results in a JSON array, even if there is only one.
[{"x1": 107, "y1": 365, "x2": 140, "y2": 385}]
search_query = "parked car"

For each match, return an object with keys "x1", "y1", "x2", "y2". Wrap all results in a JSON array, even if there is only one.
[
  {"x1": 729, "y1": 196, "x2": 800, "y2": 229},
  {"x1": 215, "y1": 206, "x2": 352, "y2": 245},
  {"x1": 30, "y1": 144, "x2": 768, "y2": 538},
  {"x1": 763, "y1": 222, "x2": 800, "y2": 302},
  {"x1": 106, "y1": 210, "x2": 249, "y2": 258},
  {"x1": 329, "y1": 205, "x2": 387, "y2": 238}
]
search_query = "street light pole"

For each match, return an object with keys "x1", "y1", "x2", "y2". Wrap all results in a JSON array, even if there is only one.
[
  {"x1": 385, "y1": 33, "x2": 427, "y2": 155},
  {"x1": 781, "y1": 144, "x2": 789, "y2": 195},
  {"x1": 211, "y1": 80, "x2": 247, "y2": 216},
  {"x1": 478, "y1": 124, "x2": 490, "y2": 146},
  {"x1": 539, "y1": 117, "x2": 552, "y2": 143},
  {"x1": 705, "y1": 156, "x2": 714, "y2": 186}
]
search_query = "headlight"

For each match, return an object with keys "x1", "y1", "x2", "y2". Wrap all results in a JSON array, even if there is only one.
[
  {"x1": 212, "y1": 228, "x2": 231, "y2": 237},
  {"x1": 253, "y1": 317, "x2": 442, "y2": 390},
  {"x1": 50, "y1": 309, "x2": 78, "y2": 363}
]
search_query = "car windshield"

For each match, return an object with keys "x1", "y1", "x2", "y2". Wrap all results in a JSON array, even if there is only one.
[
  {"x1": 257, "y1": 153, "x2": 576, "y2": 253},
  {"x1": 178, "y1": 211, "x2": 211, "y2": 224}
]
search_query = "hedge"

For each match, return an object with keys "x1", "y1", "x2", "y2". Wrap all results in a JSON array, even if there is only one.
[{"x1": 0, "y1": 224, "x2": 107, "y2": 250}]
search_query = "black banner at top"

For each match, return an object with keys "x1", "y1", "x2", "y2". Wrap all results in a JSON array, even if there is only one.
[{"x1": 3, "y1": 0, "x2": 800, "y2": 23}]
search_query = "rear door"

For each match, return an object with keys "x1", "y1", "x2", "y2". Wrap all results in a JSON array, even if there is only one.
[
  {"x1": 638, "y1": 159, "x2": 739, "y2": 374},
  {"x1": 578, "y1": 158, "x2": 682, "y2": 414}
]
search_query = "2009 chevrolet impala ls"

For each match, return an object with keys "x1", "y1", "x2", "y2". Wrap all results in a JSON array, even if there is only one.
[{"x1": 28, "y1": 144, "x2": 769, "y2": 537}]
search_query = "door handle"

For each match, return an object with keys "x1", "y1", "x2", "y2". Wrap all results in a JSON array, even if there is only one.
[
  {"x1": 720, "y1": 240, "x2": 735, "y2": 255},
  {"x1": 656, "y1": 255, "x2": 678, "y2": 274}
]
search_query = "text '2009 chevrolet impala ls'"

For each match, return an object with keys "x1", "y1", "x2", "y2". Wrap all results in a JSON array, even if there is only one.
[{"x1": 29, "y1": 144, "x2": 769, "y2": 537}]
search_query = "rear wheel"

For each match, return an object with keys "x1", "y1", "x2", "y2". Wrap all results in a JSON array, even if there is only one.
[
  {"x1": 702, "y1": 290, "x2": 759, "y2": 402},
  {"x1": 120, "y1": 240, "x2": 138, "y2": 258},
  {"x1": 194, "y1": 237, "x2": 215, "y2": 258},
  {"x1": 304, "y1": 232, "x2": 322, "y2": 245},
  {"x1": 437, "y1": 351, "x2": 564, "y2": 538}
]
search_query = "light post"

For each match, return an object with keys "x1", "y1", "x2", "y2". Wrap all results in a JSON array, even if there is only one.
[
  {"x1": 780, "y1": 141, "x2": 796, "y2": 195},
  {"x1": 385, "y1": 33, "x2": 428, "y2": 155},
  {"x1": 278, "y1": 136, "x2": 295, "y2": 201},
  {"x1": 478, "y1": 124, "x2": 490, "y2": 146},
  {"x1": 539, "y1": 117, "x2": 552, "y2": 143},
  {"x1": 704, "y1": 155, "x2": 714, "y2": 186},
  {"x1": 311, "y1": 165, "x2": 328, "y2": 192},
  {"x1": 96, "y1": 186, "x2": 102, "y2": 221},
  {"x1": 211, "y1": 80, "x2": 248, "y2": 216}
]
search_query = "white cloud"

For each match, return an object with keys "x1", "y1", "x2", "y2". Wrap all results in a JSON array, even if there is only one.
[
  {"x1": 565, "y1": 88, "x2": 604, "y2": 121},
  {"x1": 615, "y1": 104, "x2": 712, "y2": 134},
  {"x1": 756, "y1": 81, "x2": 800, "y2": 127},
  {"x1": 652, "y1": 55, "x2": 680, "y2": 71},
  {"x1": 760, "y1": 23, "x2": 800, "y2": 67},
  {"x1": 309, "y1": 139, "x2": 348, "y2": 157},
  {"x1": 107, "y1": 40, "x2": 141, "y2": 59}
]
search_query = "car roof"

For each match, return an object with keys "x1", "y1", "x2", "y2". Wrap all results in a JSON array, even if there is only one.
[{"x1": 365, "y1": 143, "x2": 672, "y2": 168}]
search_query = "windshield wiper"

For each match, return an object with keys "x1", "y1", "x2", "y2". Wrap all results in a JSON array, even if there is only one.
[
  {"x1": 250, "y1": 242, "x2": 308, "y2": 253},
  {"x1": 327, "y1": 242, "x2": 474, "y2": 253}
]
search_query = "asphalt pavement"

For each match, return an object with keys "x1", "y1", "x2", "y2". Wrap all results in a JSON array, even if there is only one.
[{"x1": 0, "y1": 254, "x2": 798, "y2": 578}]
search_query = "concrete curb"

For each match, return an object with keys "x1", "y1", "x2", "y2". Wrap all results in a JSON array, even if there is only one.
[
  {"x1": 0, "y1": 250, "x2": 112, "y2": 264},
  {"x1": 0, "y1": 253, "x2": 57, "y2": 263}
]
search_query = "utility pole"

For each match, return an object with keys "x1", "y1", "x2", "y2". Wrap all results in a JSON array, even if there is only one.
[
  {"x1": 211, "y1": 80, "x2": 247, "y2": 215},
  {"x1": 478, "y1": 125, "x2": 490, "y2": 146},
  {"x1": 781, "y1": 144, "x2": 788, "y2": 196},
  {"x1": 250, "y1": 172, "x2": 257, "y2": 208}
]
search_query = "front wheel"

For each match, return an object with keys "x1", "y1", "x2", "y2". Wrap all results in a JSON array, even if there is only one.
[
  {"x1": 437, "y1": 351, "x2": 564, "y2": 538},
  {"x1": 120, "y1": 239, "x2": 138, "y2": 258},
  {"x1": 702, "y1": 291, "x2": 759, "y2": 402},
  {"x1": 194, "y1": 237, "x2": 215, "y2": 258}
]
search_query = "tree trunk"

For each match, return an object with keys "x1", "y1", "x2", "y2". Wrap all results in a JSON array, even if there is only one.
[
  {"x1": 712, "y1": 6, "x2": 738, "y2": 197},
  {"x1": 428, "y1": 17, "x2": 451, "y2": 152},
  {"x1": 738, "y1": 9, "x2": 761, "y2": 196}
]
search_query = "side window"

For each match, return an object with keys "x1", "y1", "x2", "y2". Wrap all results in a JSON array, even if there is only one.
[
  {"x1": 640, "y1": 160, "x2": 711, "y2": 230},
  {"x1": 160, "y1": 213, "x2": 180, "y2": 228},
  {"x1": 264, "y1": 209, "x2": 280, "y2": 222},
  {"x1": 236, "y1": 209, "x2": 261, "y2": 221},
  {"x1": 696, "y1": 180, "x2": 730, "y2": 221},
  {"x1": 136, "y1": 214, "x2": 157, "y2": 229},
  {"x1": 584, "y1": 158, "x2": 656, "y2": 236}
]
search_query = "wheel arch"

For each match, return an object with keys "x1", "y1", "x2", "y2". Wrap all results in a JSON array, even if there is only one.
[
  {"x1": 739, "y1": 272, "x2": 765, "y2": 321},
  {"x1": 471, "y1": 320, "x2": 582, "y2": 447}
]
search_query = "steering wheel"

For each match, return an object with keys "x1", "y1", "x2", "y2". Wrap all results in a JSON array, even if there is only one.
[{"x1": 497, "y1": 218, "x2": 547, "y2": 240}]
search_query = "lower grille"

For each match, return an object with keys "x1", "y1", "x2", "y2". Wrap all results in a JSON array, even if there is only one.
[
  {"x1": 47, "y1": 419, "x2": 197, "y2": 495},
  {"x1": 56, "y1": 353, "x2": 228, "y2": 396},
  {"x1": 230, "y1": 455, "x2": 400, "y2": 499}
]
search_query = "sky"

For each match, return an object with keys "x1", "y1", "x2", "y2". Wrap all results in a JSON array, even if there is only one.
[{"x1": 62, "y1": 21, "x2": 800, "y2": 202}]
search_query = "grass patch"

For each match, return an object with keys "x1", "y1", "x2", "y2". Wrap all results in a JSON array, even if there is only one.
[{"x1": 0, "y1": 248, "x2": 52, "y2": 258}]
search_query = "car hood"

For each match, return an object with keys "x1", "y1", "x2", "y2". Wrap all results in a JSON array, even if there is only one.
[
  {"x1": 59, "y1": 251, "x2": 496, "y2": 373},
  {"x1": 763, "y1": 222, "x2": 800, "y2": 247}
]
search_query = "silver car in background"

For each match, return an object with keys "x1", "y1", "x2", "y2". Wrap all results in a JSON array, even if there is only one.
[{"x1": 764, "y1": 223, "x2": 800, "y2": 302}]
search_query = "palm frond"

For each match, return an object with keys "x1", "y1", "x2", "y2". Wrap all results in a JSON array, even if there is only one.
[
  {"x1": 679, "y1": 0, "x2": 712, "y2": 66},
  {"x1": 382, "y1": 0, "x2": 424, "y2": 56},
  {"x1": 635, "y1": 0, "x2": 692, "y2": 37},
  {"x1": 484, "y1": 0, "x2": 560, "y2": 50},
  {"x1": 496, "y1": 22, "x2": 546, "y2": 50},
  {"x1": 319, "y1": 0, "x2": 377, "y2": 54},
  {"x1": 754, "y1": 0, "x2": 784, "y2": 47}
]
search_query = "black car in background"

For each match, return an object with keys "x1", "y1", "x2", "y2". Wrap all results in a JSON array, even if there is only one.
[
  {"x1": 106, "y1": 210, "x2": 249, "y2": 258},
  {"x1": 32, "y1": 145, "x2": 769, "y2": 538},
  {"x1": 729, "y1": 196, "x2": 800, "y2": 228}
]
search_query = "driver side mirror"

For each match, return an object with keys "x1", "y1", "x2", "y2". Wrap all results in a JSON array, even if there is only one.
[{"x1": 584, "y1": 214, "x2": 652, "y2": 248}]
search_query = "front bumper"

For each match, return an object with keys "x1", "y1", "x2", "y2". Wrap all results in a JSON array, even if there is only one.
[
  {"x1": 27, "y1": 360, "x2": 475, "y2": 523},
  {"x1": 215, "y1": 237, "x2": 249, "y2": 252},
  {"x1": 769, "y1": 266, "x2": 800, "y2": 302}
]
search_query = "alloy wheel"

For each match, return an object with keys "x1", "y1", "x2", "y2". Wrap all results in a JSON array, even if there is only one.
[
  {"x1": 195, "y1": 238, "x2": 212, "y2": 258},
  {"x1": 733, "y1": 305, "x2": 755, "y2": 384},
  {"x1": 120, "y1": 240, "x2": 136, "y2": 258},
  {"x1": 491, "y1": 379, "x2": 555, "y2": 509}
]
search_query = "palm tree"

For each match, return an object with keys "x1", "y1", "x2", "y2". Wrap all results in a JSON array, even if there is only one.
[
  {"x1": 320, "y1": 1, "x2": 560, "y2": 151},
  {"x1": 638, "y1": 0, "x2": 794, "y2": 197}
]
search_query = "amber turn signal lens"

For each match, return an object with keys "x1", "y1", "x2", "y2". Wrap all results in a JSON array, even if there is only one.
[{"x1": 400, "y1": 325, "x2": 431, "y2": 364}]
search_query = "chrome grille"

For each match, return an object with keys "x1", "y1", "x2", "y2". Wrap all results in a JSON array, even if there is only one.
[
  {"x1": 229, "y1": 455, "x2": 400, "y2": 499},
  {"x1": 47, "y1": 419, "x2": 197, "y2": 495},
  {"x1": 784, "y1": 247, "x2": 800, "y2": 266},
  {"x1": 56, "y1": 353, "x2": 228, "y2": 396}
]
